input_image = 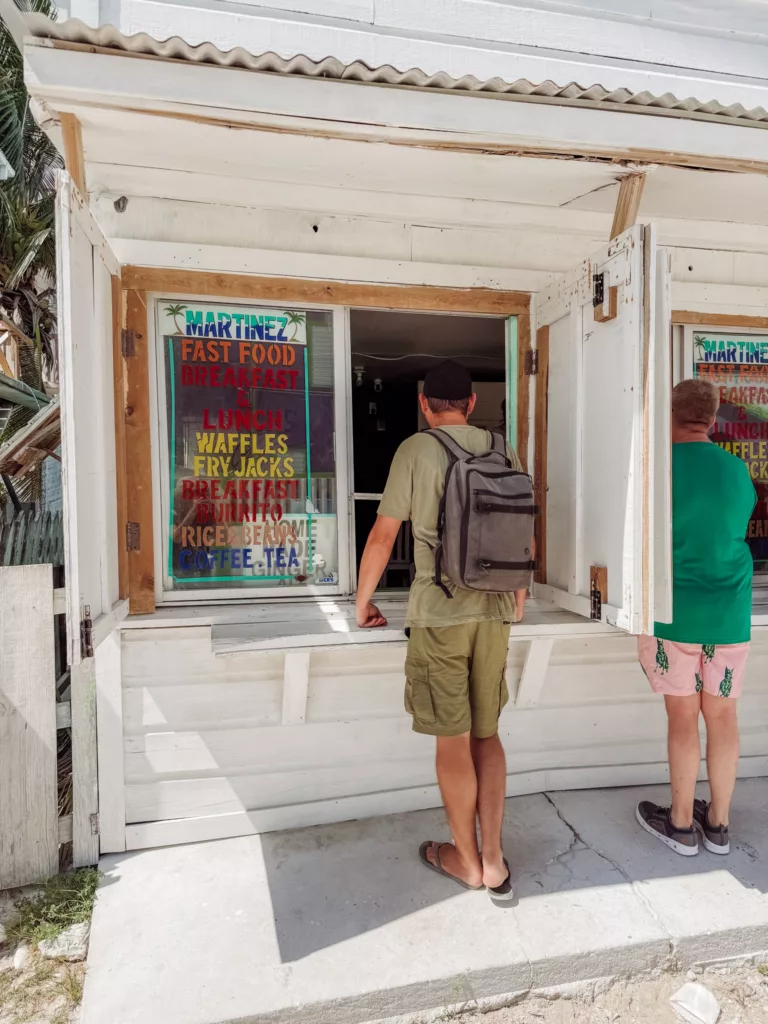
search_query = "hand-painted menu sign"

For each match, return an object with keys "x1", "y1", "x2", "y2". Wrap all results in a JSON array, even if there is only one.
[
  {"x1": 162, "y1": 301, "x2": 338, "y2": 587},
  {"x1": 694, "y1": 332, "x2": 768, "y2": 569}
]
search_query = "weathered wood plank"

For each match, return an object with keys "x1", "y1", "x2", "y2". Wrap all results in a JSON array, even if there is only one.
[
  {"x1": 671, "y1": 310, "x2": 768, "y2": 329},
  {"x1": 95, "y1": 632, "x2": 126, "y2": 853},
  {"x1": 71, "y1": 657, "x2": 99, "y2": 867},
  {"x1": 0, "y1": 565, "x2": 58, "y2": 888},
  {"x1": 56, "y1": 701, "x2": 72, "y2": 729},
  {"x1": 58, "y1": 814, "x2": 73, "y2": 844},
  {"x1": 610, "y1": 172, "x2": 646, "y2": 240},
  {"x1": 60, "y1": 113, "x2": 86, "y2": 196},
  {"x1": 533, "y1": 326, "x2": 550, "y2": 584},
  {"x1": 112, "y1": 275, "x2": 129, "y2": 601},
  {"x1": 282, "y1": 651, "x2": 311, "y2": 726},
  {"x1": 124, "y1": 288, "x2": 155, "y2": 614},
  {"x1": 517, "y1": 311, "x2": 531, "y2": 472},
  {"x1": 122, "y1": 267, "x2": 531, "y2": 316}
]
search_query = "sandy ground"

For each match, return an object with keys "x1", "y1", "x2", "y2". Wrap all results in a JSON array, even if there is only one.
[{"x1": 466, "y1": 965, "x2": 768, "y2": 1024}]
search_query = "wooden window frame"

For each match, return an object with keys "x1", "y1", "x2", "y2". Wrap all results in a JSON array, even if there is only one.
[{"x1": 120, "y1": 267, "x2": 532, "y2": 614}]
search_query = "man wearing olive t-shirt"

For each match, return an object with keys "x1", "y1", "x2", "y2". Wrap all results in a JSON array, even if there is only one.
[
  {"x1": 355, "y1": 361, "x2": 528, "y2": 900},
  {"x1": 637, "y1": 379, "x2": 756, "y2": 858}
]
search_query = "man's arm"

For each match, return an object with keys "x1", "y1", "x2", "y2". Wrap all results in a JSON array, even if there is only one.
[{"x1": 355, "y1": 515, "x2": 403, "y2": 628}]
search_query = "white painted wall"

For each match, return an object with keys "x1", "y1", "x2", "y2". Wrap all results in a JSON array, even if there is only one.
[
  {"x1": 92, "y1": 188, "x2": 768, "y2": 301},
  {"x1": 120, "y1": 624, "x2": 768, "y2": 849}
]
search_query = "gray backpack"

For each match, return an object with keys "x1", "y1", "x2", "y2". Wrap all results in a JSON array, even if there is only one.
[{"x1": 426, "y1": 429, "x2": 536, "y2": 597}]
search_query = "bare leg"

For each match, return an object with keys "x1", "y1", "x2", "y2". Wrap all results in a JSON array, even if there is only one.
[
  {"x1": 665, "y1": 693, "x2": 702, "y2": 829},
  {"x1": 701, "y1": 692, "x2": 739, "y2": 827},
  {"x1": 427, "y1": 733, "x2": 483, "y2": 887},
  {"x1": 471, "y1": 734, "x2": 508, "y2": 888}
]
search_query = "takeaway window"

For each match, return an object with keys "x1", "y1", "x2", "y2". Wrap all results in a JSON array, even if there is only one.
[
  {"x1": 156, "y1": 298, "x2": 341, "y2": 595},
  {"x1": 688, "y1": 328, "x2": 768, "y2": 576}
]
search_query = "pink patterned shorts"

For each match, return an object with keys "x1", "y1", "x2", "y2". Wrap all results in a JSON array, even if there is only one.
[{"x1": 637, "y1": 637, "x2": 749, "y2": 699}]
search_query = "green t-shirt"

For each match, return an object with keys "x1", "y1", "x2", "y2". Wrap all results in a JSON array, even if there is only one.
[
  {"x1": 378, "y1": 425, "x2": 524, "y2": 629},
  {"x1": 655, "y1": 442, "x2": 756, "y2": 645}
]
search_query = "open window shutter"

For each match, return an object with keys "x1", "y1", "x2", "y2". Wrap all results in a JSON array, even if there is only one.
[
  {"x1": 646, "y1": 227, "x2": 673, "y2": 628},
  {"x1": 533, "y1": 224, "x2": 672, "y2": 634},
  {"x1": 505, "y1": 316, "x2": 518, "y2": 451},
  {"x1": 56, "y1": 171, "x2": 127, "y2": 667}
]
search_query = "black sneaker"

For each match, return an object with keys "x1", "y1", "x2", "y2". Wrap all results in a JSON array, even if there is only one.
[
  {"x1": 693, "y1": 799, "x2": 730, "y2": 855},
  {"x1": 636, "y1": 801, "x2": 699, "y2": 857}
]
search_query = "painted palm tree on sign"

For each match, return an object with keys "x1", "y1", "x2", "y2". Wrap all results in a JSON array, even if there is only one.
[
  {"x1": 164, "y1": 304, "x2": 187, "y2": 334},
  {"x1": 283, "y1": 311, "x2": 306, "y2": 343},
  {"x1": 693, "y1": 337, "x2": 707, "y2": 363}
]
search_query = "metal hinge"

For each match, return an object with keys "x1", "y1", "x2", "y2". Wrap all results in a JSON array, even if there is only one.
[
  {"x1": 590, "y1": 566, "x2": 607, "y2": 622},
  {"x1": 524, "y1": 350, "x2": 539, "y2": 376},
  {"x1": 90, "y1": 813, "x2": 100, "y2": 836},
  {"x1": 126, "y1": 521, "x2": 140, "y2": 551},
  {"x1": 592, "y1": 272, "x2": 605, "y2": 309},
  {"x1": 80, "y1": 606, "x2": 94, "y2": 659},
  {"x1": 121, "y1": 328, "x2": 137, "y2": 358}
]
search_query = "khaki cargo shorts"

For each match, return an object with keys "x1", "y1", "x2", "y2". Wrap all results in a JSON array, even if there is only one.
[{"x1": 404, "y1": 619, "x2": 511, "y2": 739}]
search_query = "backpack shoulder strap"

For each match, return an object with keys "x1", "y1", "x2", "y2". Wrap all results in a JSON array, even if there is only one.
[
  {"x1": 489, "y1": 431, "x2": 506, "y2": 455},
  {"x1": 488, "y1": 431, "x2": 514, "y2": 467},
  {"x1": 423, "y1": 428, "x2": 473, "y2": 463}
]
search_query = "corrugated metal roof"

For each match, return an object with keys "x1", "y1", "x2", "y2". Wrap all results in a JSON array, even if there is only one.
[{"x1": 26, "y1": 15, "x2": 768, "y2": 127}]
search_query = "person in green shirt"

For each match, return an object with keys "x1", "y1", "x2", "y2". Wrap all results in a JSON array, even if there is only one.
[
  {"x1": 355, "y1": 361, "x2": 529, "y2": 900},
  {"x1": 637, "y1": 379, "x2": 756, "y2": 858}
]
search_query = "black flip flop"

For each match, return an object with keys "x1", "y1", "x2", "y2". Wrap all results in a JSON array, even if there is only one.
[
  {"x1": 418, "y1": 841, "x2": 484, "y2": 891},
  {"x1": 487, "y1": 858, "x2": 514, "y2": 901}
]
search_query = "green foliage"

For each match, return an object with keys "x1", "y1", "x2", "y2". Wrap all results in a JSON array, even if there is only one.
[
  {"x1": 0, "y1": 0, "x2": 61, "y2": 394},
  {"x1": 8, "y1": 869, "x2": 100, "y2": 945}
]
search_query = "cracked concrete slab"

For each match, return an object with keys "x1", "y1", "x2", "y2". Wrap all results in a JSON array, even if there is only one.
[
  {"x1": 549, "y1": 780, "x2": 768, "y2": 966},
  {"x1": 82, "y1": 784, "x2": 768, "y2": 1024}
]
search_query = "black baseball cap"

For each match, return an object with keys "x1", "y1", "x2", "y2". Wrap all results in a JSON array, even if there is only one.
[{"x1": 423, "y1": 360, "x2": 473, "y2": 401}]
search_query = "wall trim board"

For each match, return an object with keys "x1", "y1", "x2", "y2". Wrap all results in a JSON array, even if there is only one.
[
  {"x1": 123, "y1": 753, "x2": 768, "y2": 850},
  {"x1": 533, "y1": 325, "x2": 550, "y2": 584},
  {"x1": 121, "y1": 267, "x2": 531, "y2": 315},
  {"x1": 517, "y1": 311, "x2": 532, "y2": 472},
  {"x1": 124, "y1": 288, "x2": 155, "y2": 614},
  {"x1": 112, "y1": 275, "x2": 128, "y2": 600},
  {"x1": 672, "y1": 310, "x2": 768, "y2": 329}
]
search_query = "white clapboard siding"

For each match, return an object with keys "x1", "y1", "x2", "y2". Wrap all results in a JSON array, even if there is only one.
[
  {"x1": 122, "y1": 683, "x2": 282, "y2": 733},
  {"x1": 121, "y1": 626, "x2": 284, "y2": 686},
  {"x1": 306, "y1": 643, "x2": 528, "y2": 721},
  {"x1": 120, "y1": 624, "x2": 768, "y2": 848},
  {"x1": 124, "y1": 718, "x2": 424, "y2": 780},
  {"x1": 125, "y1": 760, "x2": 435, "y2": 823}
]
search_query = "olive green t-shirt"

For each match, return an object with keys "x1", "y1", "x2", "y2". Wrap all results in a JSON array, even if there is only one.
[
  {"x1": 655, "y1": 442, "x2": 756, "y2": 646},
  {"x1": 378, "y1": 426, "x2": 524, "y2": 628}
]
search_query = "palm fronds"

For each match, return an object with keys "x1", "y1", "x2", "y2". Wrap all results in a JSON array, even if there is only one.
[{"x1": 0, "y1": 0, "x2": 61, "y2": 378}]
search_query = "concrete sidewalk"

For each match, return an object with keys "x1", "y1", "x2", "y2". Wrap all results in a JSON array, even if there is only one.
[{"x1": 82, "y1": 782, "x2": 768, "y2": 1024}]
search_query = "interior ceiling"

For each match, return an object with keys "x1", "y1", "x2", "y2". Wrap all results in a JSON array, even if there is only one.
[
  {"x1": 76, "y1": 105, "x2": 768, "y2": 224},
  {"x1": 350, "y1": 310, "x2": 505, "y2": 379}
]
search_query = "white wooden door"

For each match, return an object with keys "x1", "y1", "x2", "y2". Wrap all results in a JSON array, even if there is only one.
[
  {"x1": 534, "y1": 224, "x2": 672, "y2": 634},
  {"x1": 57, "y1": 171, "x2": 126, "y2": 664},
  {"x1": 56, "y1": 171, "x2": 127, "y2": 863},
  {"x1": 505, "y1": 316, "x2": 519, "y2": 452}
]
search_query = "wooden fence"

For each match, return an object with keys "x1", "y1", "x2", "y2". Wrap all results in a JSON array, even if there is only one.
[
  {"x1": 0, "y1": 511, "x2": 64, "y2": 567},
  {"x1": 0, "y1": 565, "x2": 61, "y2": 887}
]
